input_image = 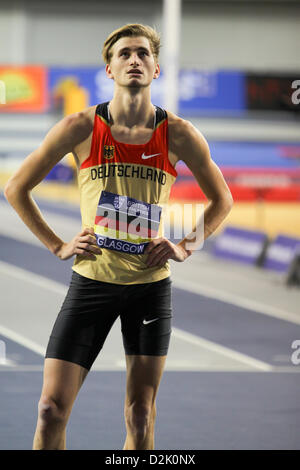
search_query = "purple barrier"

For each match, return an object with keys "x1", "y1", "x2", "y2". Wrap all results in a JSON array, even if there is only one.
[
  {"x1": 263, "y1": 235, "x2": 300, "y2": 273},
  {"x1": 212, "y1": 226, "x2": 268, "y2": 265}
]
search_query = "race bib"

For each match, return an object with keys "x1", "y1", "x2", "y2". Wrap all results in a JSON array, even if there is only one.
[{"x1": 94, "y1": 191, "x2": 162, "y2": 254}]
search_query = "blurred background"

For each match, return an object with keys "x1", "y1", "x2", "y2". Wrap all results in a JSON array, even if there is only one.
[
  {"x1": 1, "y1": 0, "x2": 300, "y2": 451},
  {"x1": 0, "y1": 0, "x2": 300, "y2": 282}
]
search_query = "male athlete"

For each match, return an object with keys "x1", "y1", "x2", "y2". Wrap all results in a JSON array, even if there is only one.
[{"x1": 4, "y1": 24, "x2": 233, "y2": 450}]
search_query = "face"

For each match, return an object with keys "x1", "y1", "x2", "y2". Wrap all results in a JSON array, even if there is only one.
[{"x1": 105, "y1": 36, "x2": 160, "y2": 88}]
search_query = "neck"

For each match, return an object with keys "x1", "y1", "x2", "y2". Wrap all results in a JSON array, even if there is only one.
[{"x1": 109, "y1": 87, "x2": 154, "y2": 129}]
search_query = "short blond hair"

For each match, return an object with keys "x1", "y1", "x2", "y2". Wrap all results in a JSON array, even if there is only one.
[{"x1": 102, "y1": 23, "x2": 161, "y2": 64}]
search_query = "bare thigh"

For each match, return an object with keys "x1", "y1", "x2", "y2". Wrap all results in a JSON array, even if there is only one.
[{"x1": 124, "y1": 355, "x2": 167, "y2": 405}]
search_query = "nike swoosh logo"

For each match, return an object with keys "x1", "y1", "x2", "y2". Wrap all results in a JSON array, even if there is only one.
[
  {"x1": 141, "y1": 153, "x2": 161, "y2": 160},
  {"x1": 143, "y1": 318, "x2": 159, "y2": 325}
]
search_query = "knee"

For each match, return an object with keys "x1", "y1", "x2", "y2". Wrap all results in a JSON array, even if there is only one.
[
  {"x1": 124, "y1": 402, "x2": 154, "y2": 438},
  {"x1": 38, "y1": 396, "x2": 68, "y2": 428}
]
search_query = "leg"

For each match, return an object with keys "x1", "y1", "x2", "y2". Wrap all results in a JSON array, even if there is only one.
[
  {"x1": 33, "y1": 358, "x2": 88, "y2": 450},
  {"x1": 120, "y1": 277, "x2": 173, "y2": 450},
  {"x1": 35, "y1": 271, "x2": 122, "y2": 449},
  {"x1": 123, "y1": 354, "x2": 167, "y2": 450}
]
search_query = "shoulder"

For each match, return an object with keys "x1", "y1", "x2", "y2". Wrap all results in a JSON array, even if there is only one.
[
  {"x1": 166, "y1": 111, "x2": 210, "y2": 162},
  {"x1": 46, "y1": 106, "x2": 96, "y2": 152},
  {"x1": 166, "y1": 111, "x2": 191, "y2": 134},
  {"x1": 62, "y1": 106, "x2": 96, "y2": 139}
]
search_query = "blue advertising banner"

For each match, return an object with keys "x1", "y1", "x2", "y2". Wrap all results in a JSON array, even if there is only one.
[
  {"x1": 213, "y1": 226, "x2": 268, "y2": 265},
  {"x1": 48, "y1": 67, "x2": 246, "y2": 115},
  {"x1": 178, "y1": 69, "x2": 246, "y2": 115},
  {"x1": 263, "y1": 235, "x2": 300, "y2": 273}
]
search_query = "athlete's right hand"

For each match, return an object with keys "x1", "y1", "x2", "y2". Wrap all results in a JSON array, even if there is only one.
[{"x1": 55, "y1": 228, "x2": 102, "y2": 261}]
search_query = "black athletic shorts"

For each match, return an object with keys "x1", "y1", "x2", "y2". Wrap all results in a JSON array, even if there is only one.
[{"x1": 45, "y1": 271, "x2": 173, "y2": 370}]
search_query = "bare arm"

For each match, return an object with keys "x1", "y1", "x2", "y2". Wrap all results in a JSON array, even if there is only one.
[
  {"x1": 4, "y1": 111, "x2": 102, "y2": 260},
  {"x1": 172, "y1": 118, "x2": 233, "y2": 253},
  {"x1": 145, "y1": 116, "x2": 233, "y2": 267}
]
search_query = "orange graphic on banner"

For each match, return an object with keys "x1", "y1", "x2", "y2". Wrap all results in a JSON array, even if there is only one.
[
  {"x1": 0, "y1": 66, "x2": 48, "y2": 112},
  {"x1": 53, "y1": 77, "x2": 89, "y2": 169},
  {"x1": 53, "y1": 77, "x2": 88, "y2": 115}
]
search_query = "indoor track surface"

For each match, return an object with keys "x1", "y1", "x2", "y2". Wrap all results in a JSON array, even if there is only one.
[{"x1": 0, "y1": 194, "x2": 300, "y2": 450}]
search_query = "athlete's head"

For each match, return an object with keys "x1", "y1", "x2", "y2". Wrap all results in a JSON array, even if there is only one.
[
  {"x1": 102, "y1": 23, "x2": 161, "y2": 65},
  {"x1": 103, "y1": 24, "x2": 161, "y2": 88}
]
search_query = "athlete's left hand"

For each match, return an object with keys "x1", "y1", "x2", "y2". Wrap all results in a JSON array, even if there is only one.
[{"x1": 144, "y1": 237, "x2": 191, "y2": 268}]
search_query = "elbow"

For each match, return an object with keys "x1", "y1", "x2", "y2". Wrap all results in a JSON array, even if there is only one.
[
  {"x1": 4, "y1": 179, "x2": 13, "y2": 202},
  {"x1": 215, "y1": 191, "x2": 233, "y2": 214},
  {"x1": 4, "y1": 178, "x2": 27, "y2": 204},
  {"x1": 226, "y1": 191, "x2": 234, "y2": 210},
  {"x1": 224, "y1": 195, "x2": 234, "y2": 216},
  {"x1": 222, "y1": 185, "x2": 234, "y2": 210}
]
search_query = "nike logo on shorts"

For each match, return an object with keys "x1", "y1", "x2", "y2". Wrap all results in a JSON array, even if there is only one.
[
  {"x1": 141, "y1": 152, "x2": 161, "y2": 160},
  {"x1": 143, "y1": 318, "x2": 159, "y2": 325}
]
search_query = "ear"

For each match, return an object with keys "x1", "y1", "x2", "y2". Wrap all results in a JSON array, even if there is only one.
[
  {"x1": 153, "y1": 62, "x2": 160, "y2": 80},
  {"x1": 106, "y1": 63, "x2": 114, "y2": 80}
]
